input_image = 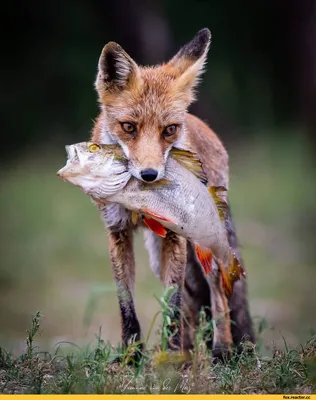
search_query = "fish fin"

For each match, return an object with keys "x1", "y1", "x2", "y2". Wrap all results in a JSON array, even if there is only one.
[
  {"x1": 218, "y1": 252, "x2": 245, "y2": 298},
  {"x1": 208, "y1": 186, "x2": 229, "y2": 224},
  {"x1": 217, "y1": 259, "x2": 233, "y2": 297},
  {"x1": 141, "y1": 209, "x2": 175, "y2": 224},
  {"x1": 142, "y1": 216, "x2": 167, "y2": 238},
  {"x1": 131, "y1": 212, "x2": 139, "y2": 225},
  {"x1": 229, "y1": 252, "x2": 246, "y2": 281},
  {"x1": 170, "y1": 148, "x2": 208, "y2": 185},
  {"x1": 195, "y1": 244, "x2": 213, "y2": 275}
]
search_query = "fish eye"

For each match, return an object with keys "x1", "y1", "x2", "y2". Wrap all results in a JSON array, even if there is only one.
[
  {"x1": 120, "y1": 122, "x2": 136, "y2": 134},
  {"x1": 88, "y1": 143, "x2": 100, "y2": 152},
  {"x1": 163, "y1": 124, "x2": 178, "y2": 137}
]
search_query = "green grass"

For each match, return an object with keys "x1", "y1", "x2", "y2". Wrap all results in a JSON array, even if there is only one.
[{"x1": 0, "y1": 310, "x2": 315, "y2": 394}]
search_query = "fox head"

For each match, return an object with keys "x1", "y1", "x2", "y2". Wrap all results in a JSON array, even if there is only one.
[{"x1": 93, "y1": 28, "x2": 211, "y2": 182}]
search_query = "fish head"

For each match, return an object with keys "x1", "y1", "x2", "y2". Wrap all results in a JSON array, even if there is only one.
[{"x1": 57, "y1": 142, "x2": 129, "y2": 196}]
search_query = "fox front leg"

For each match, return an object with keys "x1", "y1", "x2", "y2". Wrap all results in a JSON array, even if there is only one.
[
  {"x1": 108, "y1": 229, "x2": 142, "y2": 349},
  {"x1": 160, "y1": 230, "x2": 187, "y2": 351},
  {"x1": 98, "y1": 204, "x2": 142, "y2": 360}
]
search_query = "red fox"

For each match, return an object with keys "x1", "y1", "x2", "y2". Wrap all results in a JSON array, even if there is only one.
[{"x1": 91, "y1": 28, "x2": 255, "y2": 359}]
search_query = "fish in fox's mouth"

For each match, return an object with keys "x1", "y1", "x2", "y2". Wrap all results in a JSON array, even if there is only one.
[{"x1": 57, "y1": 141, "x2": 244, "y2": 297}]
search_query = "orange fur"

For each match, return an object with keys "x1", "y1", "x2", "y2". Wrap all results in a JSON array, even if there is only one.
[{"x1": 91, "y1": 29, "x2": 224, "y2": 182}]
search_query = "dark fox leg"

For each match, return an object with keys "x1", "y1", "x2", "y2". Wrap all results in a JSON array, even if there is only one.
[
  {"x1": 99, "y1": 204, "x2": 142, "y2": 355},
  {"x1": 225, "y1": 204, "x2": 256, "y2": 349},
  {"x1": 161, "y1": 231, "x2": 187, "y2": 351},
  {"x1": 108, "y1": 229, "x2": 141, "y2": 348}
]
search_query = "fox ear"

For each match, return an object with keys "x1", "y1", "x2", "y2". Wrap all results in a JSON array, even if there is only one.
[
  {"x1": 95, "y1": 42, "x2": 140, "y2": 97},
  {"x1": 167, "y1": 28, "x2": 211, "y2": 101}
]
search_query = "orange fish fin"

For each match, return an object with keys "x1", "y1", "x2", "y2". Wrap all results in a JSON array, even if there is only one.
[
  {"x1": 217, "y1": 259, "x2": 233, "y2": 297},
  {"x1": 170, "y1": 148, "x2": 208, "y2": 185},
  {"x1": 141, "y1": 209, "x2": 175, "y2": 224},
  {"x1": 218, "y1": 252, "x2": 246, "y2": 298},
  {"x1": 195, "y1": 244, "x2": 213, "y2": 275},
  {"x1": 143, "y1": 216, "x2": 167, "y2": 238},
  {"x1": 208, "y1": 186, "x2": 229, "y2": 224},
  {"x1": 229, "y1": 252, "x2": 246, "y2": 280}
]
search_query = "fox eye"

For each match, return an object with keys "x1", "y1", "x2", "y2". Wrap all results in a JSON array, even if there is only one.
[
  {"x1": 163, "y1": 124, "x2": 178, "y2": 137},
  {"x1": 121, "y1": 122, "x2": 136, "y2": 134},
  {"x1": 88, "y1": 143, "x2": 100, "y2": 152}
]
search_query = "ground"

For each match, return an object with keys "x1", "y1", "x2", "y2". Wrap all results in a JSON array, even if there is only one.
[{"x1": 0, "y1": 310, "x2": 316, "y2": 394}]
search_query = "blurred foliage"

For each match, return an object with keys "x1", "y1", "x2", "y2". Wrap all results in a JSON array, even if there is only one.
[{"x1": 3, "y1": 0, "x2": 316, "y2": 161}]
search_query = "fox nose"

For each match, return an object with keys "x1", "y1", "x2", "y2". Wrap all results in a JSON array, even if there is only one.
[{"x1": 140, "y1": 169, "x2": 158, "y2": 182}]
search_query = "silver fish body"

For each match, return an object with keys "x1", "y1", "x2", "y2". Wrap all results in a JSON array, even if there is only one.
[
  {"x1": 58, "y1": 142, "x2": 232, "y2": 268},
  {"x1": 109, "y1": 160, "x2": 231, "y2": 265}
]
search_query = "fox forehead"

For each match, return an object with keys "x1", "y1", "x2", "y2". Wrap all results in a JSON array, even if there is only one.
[{"x1": 103, "y1": 68, "x2": 188, "y2": 125}]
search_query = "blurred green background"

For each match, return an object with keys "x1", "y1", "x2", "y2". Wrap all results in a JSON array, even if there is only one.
[{"x1": 1, "y1": 0, "x2": 315, "y2": 355}]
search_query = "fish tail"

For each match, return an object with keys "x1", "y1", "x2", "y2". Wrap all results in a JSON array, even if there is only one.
[{"x1": 218, "y1": 252, "x2": 245, "y2": 298}]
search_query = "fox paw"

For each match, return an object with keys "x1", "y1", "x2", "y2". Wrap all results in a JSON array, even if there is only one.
[{"x1": 212, "y1": 344, "x2": 232, "y2": 363}]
